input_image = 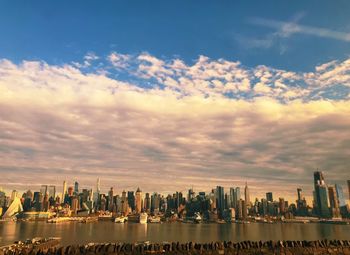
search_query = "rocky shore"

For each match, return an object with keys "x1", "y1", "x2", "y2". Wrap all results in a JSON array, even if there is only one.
[{"x1": 2, "y1": 240, "x2": 350, "y2": 255}]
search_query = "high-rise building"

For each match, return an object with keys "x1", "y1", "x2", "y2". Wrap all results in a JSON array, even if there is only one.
[
  {"x1": 347, "y1": 180, "x2": 350, "y2": 200},
  {"x1": 40, "y1": 185, "x2": 48, "y2": 197},
  {"x1": 10, "y1": 190, "x2": 18, "y2": 202},
  {"x1": 128, "y1": 191, "x2": 135, "y2": 212},
  {"x1": 144, "y1": 193, "x2": 151, "y2": 212},
  {"x1": 121, "y1": 190, "x2": 128, "y2": 215},
  {"x1": 244, "y1": 182, "x2": 250, "y2": 206},
  {"x1": 188, "y1": 188, "x2": 195, "y2": 201},
  {"x1": 328, "y1": 186, "x2": 340, "y2": 218},
  {"x1": 47, "y1": 185, "x2": 56, "y2": 199},
  {"x1": 229, "y1": 188, "x2": 235, "y2": 208},
  {"x1": 314, "y1": 171, "x2": 330, "y2": 218},
  {"x1": 135, "y1": 187, "x2": 142, "y2": 213},
  {"x1": 216, "y1": 186, "x2": 225, "y2": 219},
  {"x1": 62, "y1": 181, "x2": 67, "y2": 201},
  {"x1": 74, "y1": 181, "x2": 79, "y2": 195},
  {"x1": 279, "y1": 198, "x2": 285, "y2": 215},
  {"x1": 108, "y1": 187, "x2": 114, "y2": 212},
  {"x1": 297, "y1": 188, "x2": 302, "y2": 201},
  {"x1": 335, "y1": 184, "x2": 346, "y2": 207},
  {"x1": 266, "y1": 192, "x2": 273, "y2": 202},
  {"x1": 68, "y1": 186, "x2": 74, "y2": 196},
  {"x1": 234, "y1": 187, "x2": 240, "y2": 209}
]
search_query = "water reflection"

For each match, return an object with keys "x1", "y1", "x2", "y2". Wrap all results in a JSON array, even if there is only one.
[{"x1": 0, "y1": 222, "x2": 349, "y2": 246}]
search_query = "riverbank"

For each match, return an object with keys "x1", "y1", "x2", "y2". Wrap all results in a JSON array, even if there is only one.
[{"x1": 2, "y1": 240, "x2": 350, "y2": 255}]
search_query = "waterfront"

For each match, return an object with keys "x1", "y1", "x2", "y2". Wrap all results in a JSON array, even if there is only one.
[{"x1": 1, "y1": 222, "x2": 350, "y2": 246}]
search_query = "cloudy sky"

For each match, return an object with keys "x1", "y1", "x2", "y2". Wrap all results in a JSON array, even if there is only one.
[{"x1": 0, "y1": 1, "x2": 350, "y2": 202}]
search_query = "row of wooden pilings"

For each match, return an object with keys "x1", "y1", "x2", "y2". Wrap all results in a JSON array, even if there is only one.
[{"x1": 2, "y1": 240, "x2": 350, "y2": 255}]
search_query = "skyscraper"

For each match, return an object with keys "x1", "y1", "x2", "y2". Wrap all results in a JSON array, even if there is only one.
[
  {"x1": 234, "y1": 187, "x2": 240, "y2": 209},
  {"x1": 74, "y1": 181, "x2": 79, "y2": 195},
  {"x1": 216, "y1": 186, "x2": 225, "y2": 219},
  {"x1": 335, "y1": 184, "x2": 346, "y2": 207},
  {"x1": 314, "y1": 171, "x2": 330, "y2": 218},
  {"x1": 347, "y1": 180, "x2": 350, "y2": 200},
  {"x1": 40, "y1": 185, "x2": 48, "y2": 197},
  {"x1": 244, "y1": 182, "x2": 250, "y2": 205},
  {"x1": 47, "y1": 185, "x2": 56, "y2": 199},
  {"x1": 128, "y1": 191, "x2": 135, "y2": 212},
  {"x1": 266, "y1": 192, "x2": 273, "y2": 202},
  {"x1": 62, "y1": 181, "x2": 67, "y2": 201},
  {"x1": 328, "y1": 186, "x2": 340, "y2": 218},
  {"x1": 108, "y1": 187, "x2": 114, "y2": 212},
  {"x1": 229, "y1": 188, "x2": 235, "y2": 208},
  {"x1": 135, "y1": 187, "x2": 142, "y2": 213}
]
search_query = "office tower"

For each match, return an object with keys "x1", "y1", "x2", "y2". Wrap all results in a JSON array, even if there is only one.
[
  {"x1": 314, "y1": 171, "x2": 330, "y2": 218},
  {"x1": 335, "y1": 184, "x2": 346, "y2": 207},
  {"x1": 121, "y1": 190, "x2": 128, "y2": 215},
  {"x1": 266, "y1": 192, "x2": 273, "y2": 202},
  {"x1": 224, "y1": 193, "x2": 230, "y2": 209},
  {"x1": 151, "y1": 192, "x2": 160, "y2": 213},
  {"x1": 128, "y1": 191, "x2": 135, "y2": 212},
  {"x1": 33, "y1": 192, "x2": 43, "y2": 211},
  {"x1": 135, "y1": 187, "x2": 142, "y2": 213},
  {"x1": 242, "y1": 199, "x2": 247, "y2": 220},
  {"x1": 188, "y1": 188, "x2": 195, "y2": 201},
  {"x1": 108, "y1": 187, "x2": 114, "y2": 212},
  {"x1": 279, "y1": 198, "x2": 285, "y2": 215},
  {"x1": 260, "y1": 198, "x2": 268, "y2": 216},
  {"x1": 144, "y1": 193, "x2": 151, "y2": 211},
  {"x1": 229, "y1": 188, "x2": 235, "y2": 208},
  {"x1": 71, "y1": 197, "x2": 79, "y2": 214},
  {"x1": 216, "y1": 186, "x2": 225, "y2": 219},
  {"x1": 100, "y1": 195, "x2": 107, "y2": 211},
  {"x1": 234, "y1": 187, "x2": 240, "y2": 209},
  {"x1": 96, "y1": 178, "x2": 101, "y2": 193},
  {"x1": 40, "y1": 185, "x2": 48, "y2": 196},
  {"x1": 93, "y1": 178, "x2": 100, "y2": 206},
  {"x1": 68, "y1": 187, "x2": 74, "y2": 196},
  {"x1": 244, "y1": 182, "x2": 250, "y2": 205},
  {"x1": 47, "y1": 185, "x2": 56, "y2": 199},
  {"x1": 62, "y1": 181, "x2": 67, "y2": 201},
  {"x1": 297, "y1": 188, "x2": 302, "y2": 201},
  {"x1": 10, "y1": 190, "x2": 18, "y2": 202},
  {"x1": 296, "y1": 188, "x2": 307, "y2": 215},
  {"x1": 74, "y1": 181, "x2": 79, "y2": 194},
  {"x1": 328, "y1": 186, "x2": 341, "y2": 218}
]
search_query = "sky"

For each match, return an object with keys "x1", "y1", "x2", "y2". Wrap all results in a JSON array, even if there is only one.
[{"x1": 0, "y1": 1, "x2": 350, "y2": 202}]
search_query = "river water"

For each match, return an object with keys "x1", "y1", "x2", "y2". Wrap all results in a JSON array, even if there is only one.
[{"x1": 1, "y1": 221, "x2": 349, "y2": 246}]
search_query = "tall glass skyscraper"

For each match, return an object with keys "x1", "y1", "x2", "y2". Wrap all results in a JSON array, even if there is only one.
[
  {"x1": 216, "y1": 186, "x2": 225, "y2": 219},
  {"x1": 335, "y1": 184, "x2": 346, "y2": 207},
  {"x1": 314, "y1": 171, "x2": 330, "y2": 218}
]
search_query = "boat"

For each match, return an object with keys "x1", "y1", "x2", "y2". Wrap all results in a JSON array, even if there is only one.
[
  {"x1": 114, "y1": 216, "x2": 128, "y2": 223},
  {"x1": 47, "y1": 217, "x2": 71, "y2": 223},
  {"x1": 148, "y1": 216, "x2": 161, "y2": 223},
  {"x1": 193, "y1": 212, "x2": 202, "y2": 223},
  {"x1": 79, "y1": 217, "x2": 98, "y2": 223},
  {"x1": 139, "y1": 213, "x2": 148, "y2": 224}
]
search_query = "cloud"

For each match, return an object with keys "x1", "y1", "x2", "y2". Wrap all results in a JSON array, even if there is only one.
[
  {"x1": 250, "y1": 17, "x2": 350, "y2": 42},
  {"x1": 0, "y1": 54, "x2": 350, "y2": 202}
]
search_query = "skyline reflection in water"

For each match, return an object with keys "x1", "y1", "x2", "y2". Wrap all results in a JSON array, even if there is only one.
[{"x1": 0, "y1": 222, "x2": 349, "y2": 246}]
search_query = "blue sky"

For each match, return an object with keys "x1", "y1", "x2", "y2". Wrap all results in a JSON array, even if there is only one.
[
  {"x1": 0, "y1": 1, "x2": 350, "y2": 200},
  {"x1": 1, "y1": 1, "x2": 350, "y2": 71}
]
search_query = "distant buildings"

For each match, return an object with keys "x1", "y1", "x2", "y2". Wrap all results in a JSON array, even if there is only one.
[{"x1": 1, "y1": 171, "x2": 349, "y2": 220}]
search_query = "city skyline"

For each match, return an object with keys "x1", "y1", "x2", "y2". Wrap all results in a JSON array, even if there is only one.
[
  {"x1": 1, "y1": 173, "x2": 350, "y2": 206},
  {"x1": 1, "y1": 1, "x2": 350, "y2": 200}
]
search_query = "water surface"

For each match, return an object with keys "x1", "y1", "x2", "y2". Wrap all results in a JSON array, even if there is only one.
[{"x1": 1, "y1": 222, "x2": 349, "y2": 246}]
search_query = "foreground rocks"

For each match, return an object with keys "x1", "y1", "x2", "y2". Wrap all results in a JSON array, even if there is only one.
[{"x1": 2, "y1": 240, "x2": 350, "y2": 255}]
